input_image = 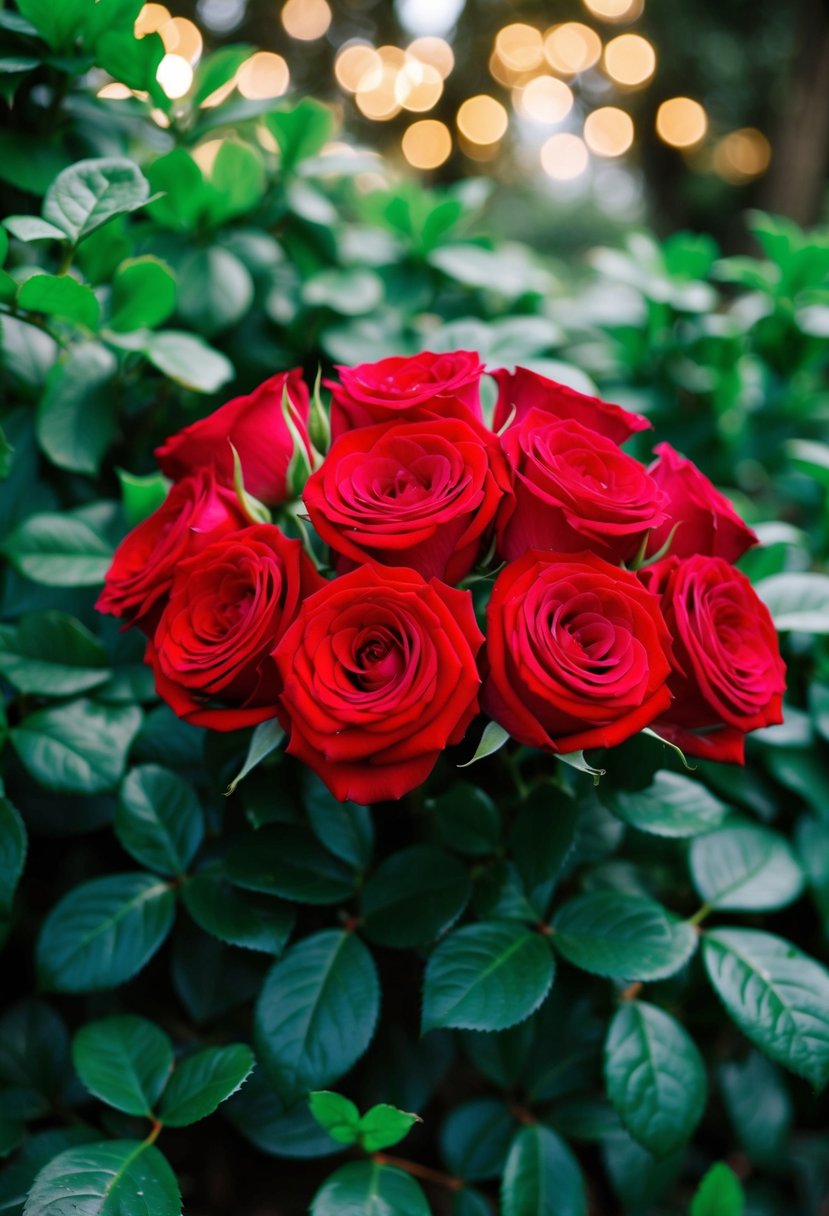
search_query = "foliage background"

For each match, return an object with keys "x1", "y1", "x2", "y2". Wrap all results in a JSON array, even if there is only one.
[{"x1": 1, "y1": 1, "x2": 828, "y2": 1214}]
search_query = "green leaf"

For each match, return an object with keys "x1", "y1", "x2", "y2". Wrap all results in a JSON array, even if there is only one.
[
  {"x1": 604, "y1": 772, "x2": 729, "y2": 838},
  {"x1": 265, "y1": 100, "x2": 335, "y2": 172},
  {"x1": 604, "y1": 1001, "x2": 707, "y2": 1157},
  {"x1": 4, "y1": 215, "x2": 70, "y2": 242},
  {"x1": 182, "y1": 870, "x2": 294, "y2": 955},
  {"x1": 427, "y1": 783, "x2": 501, "y2": 856},
  {"x1": 117, "y1": 468, "x2": 170, "y2": 527},
  {"x1": 422, "y1": 921, "x2": 556, "y2": 1033},
  {"x1": 143, "y1": 330, "x2": 234, "y2": 394},
  {"x1": 226, "y1": 719, "x2": 285, "y2": 795},
  {"x1": 146, "y1": 150, "x2": 207, "y2": 232},
  {"x1": 303, "y1": 268, "x2": 383, "y2": 316},
  {"x1": 36, "y1": 342, "x2": 118, "y2": 475},
  {"x1": 109, "y1": 256, "x2": 176, "y2": 332},
  {"x1": 15, "y1": 0, "x2": 92, "y2": 51},
  {"x1": 227, "y1": 825, "x2": 357, "y2": 905},
  {"x1": 718, "y1": 1051, "x2": 792, "y2": 1165},
  {"x1": 304, "y1": 773, "x2": 373, "y2": 869},
  {"x1": 690, "y1": 824, "x2": 804, "y2": 911},
  {"x1": 510, "y1": 788, "x2": 578, "y2": 911},
  {"x1": 158, "y1": 1044, "x2": 254, "y2": 1127},
  {"x1": 501, "y1": 1124, "x2": 587, "y2": 1216},
  {"x1": 116, "y1": 764, "x2": 204, "y2": 876},
  {"x1": 176, "y1": 247, "x2": 253, "y2": 336},
  {"x1": 0, "y1": 611, "x2": 109, "y2": 696},
  {"x1": 0, "y1": 795, "x2": 26, "y2": 933},
  {"x1": 72, "y1": 1015, "x2": 173, "y2": 1117},
  {"x1": 3, "y1": 508, "x2": 114, "y2": 586},
  {"x1": 43, "y1": 158, "x2": 152, "y2": 244},
  {"x1": 254, "y1": 929, "x2": 380, "y2": 1104},
  {"x1": 689, "y1": 1163, "x2": 745, "y2": 1216},
  {"x1": 440, "y1": 1099, "x2": 516, "y2": 1181},
  {"x1": 551, "y1": 893, "x2": 698, "y2": 981},
  {"x1": 191, "y1": 44, "x2": 250, "y2": 105},
  {"x1": 308, "y1": 1090, "x2": 361, "y2": 1145},
  {"x1": 0, "y1": 1000, "x2": 71, "y2": 1119},
  {"x1": 755, "y1": 572, "x2": 829, "y2": 633},
  {"x1": 23, "y1": 1140, "x2": 181, "y2": 1216},
  {"x1": 556, "y1": 750, "x2": 606, "y2": 783},
  {"x1": 18, "y1": 273, "x2": 99, "y2": 330},
  {"x1": 458, "y1": 720, "x2": 509, "y2": 767},
  {"x1": 36, "y1": 872, "x2": 176, "y2": 993},
  {"x1": 311, "y1": 1161, "x2": 429, "y2": 1216},
  {"x1": 202, "y1": 141, "x2": 265, "y2": 227},
  {"x1": 96, "y1": 28, "x2": 164, "y2": 95},
  {"x1": 702, "y1": 929, "x2": 829, "y2": 1088},
  {"x1": 357, "y1": 1104, "x2": 421, "y2": 1153},
  {"x1": 362, "y1": 846, "x2": 470, "y2": 948},
  {"x1": 11, "y1": 700, "x2": 141, "y2": 795}
]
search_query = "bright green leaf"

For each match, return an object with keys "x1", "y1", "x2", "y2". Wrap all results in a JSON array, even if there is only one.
[
  {"x1": 117, "y1": 468, "x2": 170, "y2": 527},
  {"x1": 308, "y1": 1090, "x2": 361, "y2": 1145},
  {"x1": 18, "y1": 273, "x2": 99, "y2": 330},
  {"x1": 689, "y1": 1163, "x2": 745, "y2": 1216},
  {"x1": 109, "y1": 256, "x2": 176, "y2": 332},
  {"x1": 357, "y1": 1104, "x2": 420, "y2": 1153}
]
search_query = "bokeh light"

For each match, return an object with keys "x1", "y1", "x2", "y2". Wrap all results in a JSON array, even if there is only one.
[
  {"x1": 582, "y1": 0, "x2": 644, "y2": 22},
  {"x1": 457, "y1": 94, "x2": 509, "y2": 145},
  {"x1": 97, "y1": 82, "x2": 133, "y2": 99},
  {"x1": 544, "y1": 23, "x2": 602, "y2": 75},
  {"x1": 356, "y1": 64, "x2": 402, "y2": 121},
  {"x1": 603, "y1": 34, "x2": 655, "y2": 86},
  {"x1": 407, "y1": 37, "x2": 454, "y2": 79},
  {"x1": 134, "y1": 4, "x2": 171, "y2": 37},
  {"x1": 515, "y1": 75, "x2": 574, "y2": 124},
  {"x1": 656, "y1": 96, "x2": 708, "y2": 148},
  {"x1": 584, "y1": 106, "x2": 634, "y2": 156},
  {"x1": 156, "y1": 53, "x2": 193, "y2": 99},
  {"x1": 402, "y1": 119, "x2": 452, "y2": 168},
  {"x1": 541, "y1": 132, "x2": 590, "y2": 179},
  {"x1": 159, "y1": 17, "x2": 202, "y2": 63},
  {"x1": 236, "y1": 51, "x2": 290, "y2": 99},
  {"x1": 280, "y1": 0, "x2": 332, "y2": 41},
  {"x1": 396, "y1": 61, "x2": 443, "y2": 111},
  {"x1": 335, "y1": 44, "x2": 383, "y2": 93},
  {"x1": 494, "y1": 23, "x2": 544, "y2": 72},
  {"x1": 713, "y1": 128, "x2": 771, "y2": 181}
]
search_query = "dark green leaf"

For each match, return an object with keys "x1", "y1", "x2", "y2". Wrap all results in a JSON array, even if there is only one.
[
  {"x1": 0, "y1": 611, "x2": 109, "y2": 695},
  {"x1": 227, "y1": 825, "x2": 357, "y2": 905},
  {"x1": 305, "y1": 773, "x2": 373, "y2": 869},
  {"x1": 182, "y1": 870, "x2": 294, "y2": 955},
  {"x1": 551, "y1": 893, "x2": 698, "y2": 981},
  {"x1": 0, "y1": 1001, "x2": 70, "y2": 1119},
  {"x1": 605, "y1": 772, "x2": 729, "y2": 838},
  {"x1": 11, "y1": 701, "x2": 141, "y2": 794},
  {"x1": 109, "y1": 256, "x2": 176, "y2": 332},
  {"x1": 23, "y1": 1139, "x2": 181, "y2": 1216},
  {"x1": 36, "y1": 872, "x2": 176, "y2": 992},
  {"x1": 43, "y1": 158, "x2": 152, "y2": 244},
  {"x1": 427, "y1": 783, "x2": 501, "y2": 856},
  {"x1": 422, "y1": 921, "x2": 556, "y2": 1033},
  {"x1": 18, "y1": 273, "x2": 99, "y2": 330},
  {"x1": 510, "y1": 788, "x2": 578, "y2": 911},
  {"x1": 440, "y1": 1099, "x2": 516, "y2": 1181},
  {"x1": 362, "y1": 846, "x2": 470, "y2": 948},
  {"x1": 501, "y1": 1124, "x2": 587, "y2": 1216},
  {"x1": 702, "y1": 929, "x2": 829, "y2": 1088},
  {"x1": 36, "y1": 343, "x2": 118, "y2": 475},
  {"x1": 116, "y1": 764, "x2": 204, "y2": 876},
  {"x1": 3, "y1": 508, "x2": 114, "y2": 585},
  {"x1": 254, "y1": 930, "x2": 379, "y2": 1104},
  {"x1": 718, "y1": 1051, "x2": 792, "y2": 1166},
  {"x1": 158, "y1": 1044, "x2": 254, "y2": 1127},
  {"x1": 690, "y1": 824, "x2": 804, "y2": 911},
  {"x1": 0, "y1": 795, "x2": 26, "y2": 934},
  {"x1": 604, "y1": 1001, "x2": 707, "y2": 1157},
  {"x1": 311, "y1": 1161, "x2": 429, "y2": 1216},
  {"x1": 689, "y1": 1163, "x2": 745, "y2": 1216},
  {"x1": 72, "y1": 1015, "x2": 173, "y2": 1117}
]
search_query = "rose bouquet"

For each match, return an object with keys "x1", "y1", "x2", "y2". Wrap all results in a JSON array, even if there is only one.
[{"x1": 97, "y1": 353, "x2": 785, "y2": 804}]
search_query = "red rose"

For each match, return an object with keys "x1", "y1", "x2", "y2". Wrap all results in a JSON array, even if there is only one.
[
  {"x1": 96, "y1": 469, "x2": 246, "y2": 628},
  {"x1": 273, "y1": 564, "x2": 484, "y2": 803},
  {"x1": 496, "y1": 410, "x2": 668, "y2": 564},
  {"x1": 155, "y1": 369, "x2": 311, "y2": 505},
  {"x1": 484, "y1": 550, "x2": 673, "y2": 754},
  {"x1": 145, "y1": 524, "x2": 324, "y2": 731},
  {"x1": 492, "y1": 366, "x2": 650, "y2": 444},
  {"x1": 645, "y1": 443, "x2": 757, "y2": 562},
  {"x1": 327, "y1": 350, "x2": 484, "y2": 438},
  {"x1": 303, "y1": 417, "x2": 510, "y2": 583},
  {"x1": 639, "y1": 555, "x2": 785, "y2": 763}
]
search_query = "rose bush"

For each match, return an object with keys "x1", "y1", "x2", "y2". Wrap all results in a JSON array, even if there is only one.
[{"x1": 1, "y1": 19, "x2": 828, "y2": 1216}]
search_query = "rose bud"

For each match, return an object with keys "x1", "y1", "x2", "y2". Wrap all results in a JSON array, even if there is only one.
[
  {"x1": 145, "y1": 524, "x2": 324, "y2": 731},
  {"x1": 96, "y1": 468, "x2": 247, "y2": 630},
  {"x1": 639, "y1": 555, "x2": 785, "y2": 763},
  {"x1": 155, "y1": 369, "x2": 312, "y2": 505},
  {"x1": 303, "y1": 417, "x2": 510, "y2": 584},
  {"x1": 645, "y1": 443, "x2": 757, "y2": 562},
  {"x1": 484, "y1": 550, "x2": 673, "y2": 755},
  {"x1": 495, "y1": 410, "x2": 668, "y2": 564},
  {"x1": 326, "y1": 350, "x2": 484, "y2": 438},
  {"x1": 273, "y1": 564, "x2": 483, "y2": 803},
  {"x1": 492, "y1": 366, "x2": 650, "y2": 444}
]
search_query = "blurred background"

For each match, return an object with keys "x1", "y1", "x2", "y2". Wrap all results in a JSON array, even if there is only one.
[{"x1": 122, "y1": 0, "x2": 829, "y2": 254}]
